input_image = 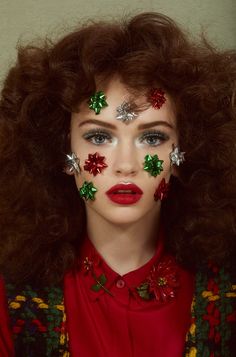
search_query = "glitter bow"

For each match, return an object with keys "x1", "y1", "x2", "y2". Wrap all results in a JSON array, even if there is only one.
[
  {"x1": 154, "y1": 178, "x2": 170, "y2": 201},
  {"x1": 84, "y1": 152, "x2": 108, "y2": 176},
  {"x1": 149, "y1": 88, "x2": 166, "y2": 109},
  {"x1": 88, "y1": 91, "x2": 108, "y2": 115},
  {"x1": 65, "y1": 153, "x2": 80, "y2": 174},
  {"x1": 143, "y1": 154, "x2": 164, "y2": 177},
  {"x1": 79, "y1": 181, "x2": 97, "y2": 201},
  {"x1": 116, "y1": 101, "x2": 138, "y2": 124},
  {"x1": 169, "y1": 145, "x2": 185, "y2": 166}
]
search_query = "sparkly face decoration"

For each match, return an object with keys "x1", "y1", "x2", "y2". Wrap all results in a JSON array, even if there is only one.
[
  {"x1": 79, "y1": 181, "x2": 97, "y2": 201},
  {"x1": 65, "y1": 152, "x2": 81, "y2": 174},
  {"x1": 84, "y1": 152, "x2": 108, "y2": 176},
  {"x1": 70, "y1": 77, "x2": 178, "y2": 225},
  {"x1": 116, "y1": 101, "x2": 138, "y2": 124},
  {"x1": 88, "y1": 91, "x2": 108, "y2": 115},
  {"x1": 143, "y1": 154, "x2": 164, "y2": 177},
  {"x1": 149, "y1": 88, "x2": 166, "y2": 109},
  {"x1": 154, "y1": 178, "x2": 170, "y2": 201},
  {"x1": 169, "y1": 145, "x2": 185, "y2": 166}
]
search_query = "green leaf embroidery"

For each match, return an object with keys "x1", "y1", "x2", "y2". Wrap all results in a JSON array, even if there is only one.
[
  {"x1": 136, "y1": 283, "x2": 150, "y2": 300},
  {"x1": 99, "y1": 274, "x2": 107, "y2": 285},
  {"x1": 91, "y1": 273, "x2": 107, "y2": 292}
]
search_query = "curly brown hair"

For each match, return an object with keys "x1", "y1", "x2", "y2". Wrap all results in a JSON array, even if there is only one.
[{"x1": 0, "y1": 12, "x2": 236, "y2": 285}]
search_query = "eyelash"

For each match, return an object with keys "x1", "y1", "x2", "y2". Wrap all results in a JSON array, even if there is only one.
[
  {"x1": 139, "y1": 130, "x2": 169, "y2": 146},
  {"x1": 83, "y1": 129, "x2": 169, "y2": 146},
  {"x1": 83, "y1": 129, "x2": 112, "y2": 145}
]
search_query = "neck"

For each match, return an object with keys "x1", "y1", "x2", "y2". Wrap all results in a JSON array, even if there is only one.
[{"x1": 86, "y1": 209, "x2": 161, "y2": 276}]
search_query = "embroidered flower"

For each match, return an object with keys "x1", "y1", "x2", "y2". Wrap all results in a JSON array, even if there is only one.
[
  {"x1": 136, "y1": 256, "x2": 179, "y2": 302},
  {"x1": 83, "y1": 255, "x2": 113, "y2": 296},
  {"x1": 83, "y1": 256, "x2": 94, "y2": 273}
]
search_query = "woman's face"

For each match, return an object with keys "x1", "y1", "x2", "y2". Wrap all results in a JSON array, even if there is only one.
[{"x1": 70, "y1": 78, "x2": 178, "y2": 226}]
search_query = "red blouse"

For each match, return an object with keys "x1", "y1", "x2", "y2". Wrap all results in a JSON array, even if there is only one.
[
  {"x1": 64, "y1": 237, "x2": 194, "y2": 357},
  {"x1": 0, "y1": 235, "x2": 194, "y2": 356}
]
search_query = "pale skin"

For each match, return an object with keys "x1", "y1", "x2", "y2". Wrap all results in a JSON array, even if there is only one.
[{"x1": 69, "y1": 78, "x2": 178, "y2": 275}]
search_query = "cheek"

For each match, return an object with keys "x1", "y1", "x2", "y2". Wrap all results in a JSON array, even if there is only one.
[
  {"x1": 158, "y1": 146, "x2": 172, "y2": 165},
  {"x1": 158, "y1": 148, "x2": 173, "y2": 179}
]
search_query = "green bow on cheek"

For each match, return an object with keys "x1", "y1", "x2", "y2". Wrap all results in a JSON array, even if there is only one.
[{"x1": 143, "y1": 154, "x2": 164, "y2": 177}]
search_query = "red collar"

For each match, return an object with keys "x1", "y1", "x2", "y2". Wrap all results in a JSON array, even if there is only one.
[{"x1": 77, "y1": 233, "x2": 180, "y2": 308}]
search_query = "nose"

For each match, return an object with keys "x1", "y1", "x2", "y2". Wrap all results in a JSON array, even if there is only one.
[{"x1": 112, "y1": 142, "x2": 140, "y2": 177}]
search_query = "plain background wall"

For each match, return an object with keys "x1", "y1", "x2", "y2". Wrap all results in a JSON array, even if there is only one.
[{"x1": 0, "y1": 0, "x2": 235, "y2": 83}]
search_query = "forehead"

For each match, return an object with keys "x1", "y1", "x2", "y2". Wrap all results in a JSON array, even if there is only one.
[{"x1": 74, "y1": 77, "x2": 176, "y2": 128}]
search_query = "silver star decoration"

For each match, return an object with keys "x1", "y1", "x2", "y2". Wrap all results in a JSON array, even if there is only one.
[
  {"x1": 169, "y1": 145, "x2": 185, "y2": 166},
  {"x1": 66, "y1": 152, "x2": 81, "y2": 173},
  {"x1": 116, "y1": 101, "x2": 138, "y2": 124}
]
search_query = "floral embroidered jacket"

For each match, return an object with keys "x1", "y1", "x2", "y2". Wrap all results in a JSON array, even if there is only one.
[{"x1": 5, "y1": 264, "x2": 236, "y2": 357}]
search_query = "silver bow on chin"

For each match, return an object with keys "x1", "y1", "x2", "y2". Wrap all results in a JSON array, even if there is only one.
[
  {"x1": 66, "y1": 152, "x2": 81, "y2": 173},
  {"x1": 116, "y1": 101, "x2": 138, "y2": 124},
  {"x1": 169, "y1": 145, "x2": 185, "y2": 166}
]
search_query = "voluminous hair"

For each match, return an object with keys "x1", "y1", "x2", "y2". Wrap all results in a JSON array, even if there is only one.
[{"x1": 0, "y1": 12, "x2": 236, "y2": 284}]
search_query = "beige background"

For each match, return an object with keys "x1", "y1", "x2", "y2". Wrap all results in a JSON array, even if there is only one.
[{"x1": 0, "y1": 0, "x2": 235, "y2": 83}]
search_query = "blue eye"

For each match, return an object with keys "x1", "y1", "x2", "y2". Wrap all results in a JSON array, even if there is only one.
[
  {"x1": 139, "y1": 131, "x2": 169, "y2": 146},
  {"x1": 83, "y1": 130, "x2": 112, "y2": 145}
]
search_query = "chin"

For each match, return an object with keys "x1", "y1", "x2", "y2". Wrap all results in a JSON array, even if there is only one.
[
  {"x1": 86, "y1": 199, "x2": 159, "y2": 226},
  {"x1": 95, "y1": 209, "x2": 153, "y2": 227},
  {"x1": 105, "y1": 217, "x2": 143, "y2": 227}
]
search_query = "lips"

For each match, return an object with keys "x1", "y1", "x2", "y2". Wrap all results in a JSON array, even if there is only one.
[{"x1": 106, "y1": 183, "x2": 143, "y2": 205}]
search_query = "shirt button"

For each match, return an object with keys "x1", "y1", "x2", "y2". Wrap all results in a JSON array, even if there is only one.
[{"x1": 116, "y1": 279, "x2": 125, "y2": 288}]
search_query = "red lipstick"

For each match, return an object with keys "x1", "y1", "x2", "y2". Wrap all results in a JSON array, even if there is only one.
[{"x1": 106, "y1": 183, "x2": 143, "y2": 205}]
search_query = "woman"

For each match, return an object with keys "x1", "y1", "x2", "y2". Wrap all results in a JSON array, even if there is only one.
[{"x1": 0, "y1": 12, "x2": 235, "y2": 357}]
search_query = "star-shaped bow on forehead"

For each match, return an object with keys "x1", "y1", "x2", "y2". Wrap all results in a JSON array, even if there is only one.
[
  {"x1": 116, "y1": 101, "x2": 138, "y2": 124},
  {"x1": 88, "y1": 91, "x2": 108, "y2": 115},
  {"x1": 149, "y1": 88, "x2": 166, "y2": 109}
]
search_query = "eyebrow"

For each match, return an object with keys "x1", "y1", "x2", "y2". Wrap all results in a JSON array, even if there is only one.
[
  {"x1": 78, "y1": 119, "x2": 116, "y2": 129},
  {"x1": 78, "y1": 119, "x2": 173, "y2": 130},
  {"x1": 138, "y1": 121, "x2": 173, "y2": 130}
]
